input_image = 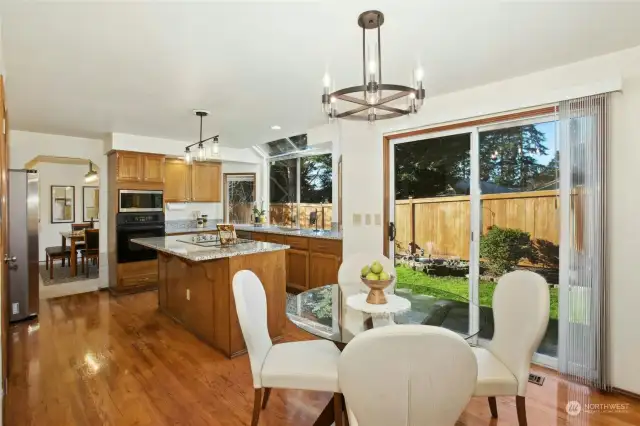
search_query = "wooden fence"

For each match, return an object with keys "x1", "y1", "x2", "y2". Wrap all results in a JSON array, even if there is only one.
[
  {"x1": 269, "y1": 203, "x2": 333, "y2": 230},
  {"x1": 395, "y1": 190, "x2": 559, "y2": 260}
]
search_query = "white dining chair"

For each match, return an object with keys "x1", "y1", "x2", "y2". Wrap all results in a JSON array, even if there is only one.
[
  {"x1": 338, "y1": 252, "x2": 397, "y2": 293},
  {"x1": 339, "y1": 325, "x2": 477, "y2": 426},
  {"x1": 232, "y1": 270, "x2": 344, "y2": 426},
  {"x1": 473, "y1": 270, "x2": 550, "y2": 426}
]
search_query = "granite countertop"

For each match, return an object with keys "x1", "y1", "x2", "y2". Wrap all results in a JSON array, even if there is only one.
[
  {"x1": 234, "y1": 224, "x2": 343, "y2": 240},
  {"x1": 131, "y1": 236, "x2": 289, "y2": 262}
]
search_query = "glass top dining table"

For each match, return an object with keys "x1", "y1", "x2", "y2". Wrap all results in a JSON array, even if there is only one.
[{"x1": 286, "y1": 283, "x2": 489, "y2": 346}]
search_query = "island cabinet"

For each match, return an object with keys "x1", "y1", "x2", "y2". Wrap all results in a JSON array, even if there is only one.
[
  {"x1": 163, "y1": 159, "x2": 221, "y2": 202},
  {"x1": 157, "y1": 249, "x2": 286, "y2": 358},
  {"x1": 114, "y1": 151, "x2": 165, "y2": 183},
  {"x1": 247, "y1": 232, "x2": 342, "y2": 291}
]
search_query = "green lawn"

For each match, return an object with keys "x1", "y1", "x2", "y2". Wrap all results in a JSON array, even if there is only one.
[{"x1": 396, "y1": 265, "x2": 558, "y2": 319}]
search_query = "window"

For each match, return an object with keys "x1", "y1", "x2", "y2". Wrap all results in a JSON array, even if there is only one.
[
  {"x1": 268, "y1": 151, "x2": 332, "y2": 230},
  {"x1": 300, "y1": 154, "x2": 332, "y2": 229},
  {"x1": 224, "y1": 174, "x2": 256, "y2": 224},
  {"x1": 269, "y1": 159, "x2": 298, "y2": 227}
]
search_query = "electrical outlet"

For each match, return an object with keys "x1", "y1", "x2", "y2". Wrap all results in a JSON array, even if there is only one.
[
  {"x1": 186, "y1": 289, "x2": 190, "y2": 301},
  {"x1": 12, "y1": 303, "x2": 19, "y2": 315},
  {"x1": 365, "y1": 214, "x2": 372, "y2": 225}
]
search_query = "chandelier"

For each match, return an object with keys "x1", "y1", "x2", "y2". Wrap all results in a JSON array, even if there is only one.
[
  {"x1": 321, "y1": 10, "x2": 425, "y2": 123},
  {"x1": 183, "y1": 110, "x2": 220, "y2": 164}
]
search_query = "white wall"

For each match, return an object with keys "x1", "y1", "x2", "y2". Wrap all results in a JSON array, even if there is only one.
[
  {"x1": 34, "y1": 162, "x2": 100, "y2": 261},
  {"x1": 9, "y1": 131, "x2": 109, "y2": 284},
  {"x1": 165, "y1": 202, "x2": 222, "y2": 221},
  {"x1": 315, "y1": 45, "x2": 640, "y2": 394}
]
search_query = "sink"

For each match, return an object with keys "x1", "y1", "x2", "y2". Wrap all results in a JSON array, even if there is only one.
[{"x1": 276, "y1": 226, "x2": 302, "y2": 233}]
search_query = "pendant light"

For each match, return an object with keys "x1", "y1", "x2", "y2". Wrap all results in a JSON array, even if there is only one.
[
  {"x1": 183, "y1": 110, "x2": 220, "y2": 162},
  {"x1": 84, "y1": 161, "x2": 98, "y2": 183}
]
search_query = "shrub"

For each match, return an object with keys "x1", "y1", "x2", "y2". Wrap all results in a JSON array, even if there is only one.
[{"x1": 479, "y1": 226, "x2": 532, "y2": 276}]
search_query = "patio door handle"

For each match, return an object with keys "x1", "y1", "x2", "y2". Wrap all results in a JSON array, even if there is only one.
[{"x1": 388, "y1": 222, "x2": 396, "y2": 241}]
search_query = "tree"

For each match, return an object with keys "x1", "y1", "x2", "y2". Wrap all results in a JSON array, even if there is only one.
[
  {"x1": 479, "y1": 125, "x2": 549, "y2": 190},
  {"x1": 300, "y1": 154, "x2": 332, "y2": 203},
  {"x1": 394, "y1": 133, "x2": 471, "y2": 199}
]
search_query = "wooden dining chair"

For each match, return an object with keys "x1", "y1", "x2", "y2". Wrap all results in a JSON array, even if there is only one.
[
  {"x1": 232, "y1": 270, "x2": 343, "y2": 426},
  {"x1": 71, "y1": 223, "x2": 92, "y2": 231},
  {"x1": 44, "y1": 246, "x2": 71, "y2": 280},
  {"x1": 338, "y1": 325, "x2": 477, "y2": 426},
  {"x1": 79, "y1": 229, "x2": 99, "y2": 277}
]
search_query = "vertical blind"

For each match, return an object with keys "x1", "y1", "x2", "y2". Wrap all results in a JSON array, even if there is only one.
[{"x1": 558, "y1": 93, "x2": 610, "y2": 390}]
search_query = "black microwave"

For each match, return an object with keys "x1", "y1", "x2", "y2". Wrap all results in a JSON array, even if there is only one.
[{"x1": 119, "y1": 190, "x2": 163, "y2": 212}]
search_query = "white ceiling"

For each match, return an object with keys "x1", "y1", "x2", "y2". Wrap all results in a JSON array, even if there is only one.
[{"x1": 2, "y1": 0, "x2": 640, "y2": 148}]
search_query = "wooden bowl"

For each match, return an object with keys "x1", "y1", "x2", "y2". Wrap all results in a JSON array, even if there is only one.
[{"x1": 360, "y1": 276, "x2": 394, "y2": 305}]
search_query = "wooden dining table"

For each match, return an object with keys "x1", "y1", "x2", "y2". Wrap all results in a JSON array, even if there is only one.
[{"x1": 60, "y1": 230, "x2": 85, "y2": 277}]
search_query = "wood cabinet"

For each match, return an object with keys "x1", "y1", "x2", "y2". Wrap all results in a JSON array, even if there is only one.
[
  {"x1": 142, "y1": 154, "x2": 165, "y2": 183},
  {"x1": 249, "y1": 232, "x2": 341, "y2": 290},
  {"x1": 116, "y1": 151, "x2": 142, "y2": 182},
  {"x1": 163, "y1": 160, "x2": 221, "y2": 203},
  {"x1": 252, "y1": 232, "x2": 266, "y2": 242},
  {"x1": 164, "y1": 159, "x2": 190, "y2": 202},
  {"x1": 191, "y1": 162, "x2": 221, "y2": 202},
  {"x1": 309, "y1": 252, "x2": 341, "y2": 288},
  {"x1": 116, "y1": 260, "x2": 158, "y2": 289},
  {"x1": 115, "y1": 151, "x2": 165, "y2": 183},
  {"x1": 287, "y1": 249, "x2": 310, "y2": 291}
]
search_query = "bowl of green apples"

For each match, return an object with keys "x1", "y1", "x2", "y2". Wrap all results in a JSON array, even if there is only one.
[{"x1": 360, "y1": 261, "x2": 394, "y2": 305}]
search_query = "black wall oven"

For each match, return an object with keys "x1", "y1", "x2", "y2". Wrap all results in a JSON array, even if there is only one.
[
  {"x1": 119, "y1": 190, "x2": 163, "y2": 213},
  {"x1": 116, "y1": 212, "x2": 165, "y2": 263}
]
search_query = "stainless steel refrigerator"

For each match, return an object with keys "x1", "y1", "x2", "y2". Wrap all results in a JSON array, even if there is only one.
[{"x1": 8, "y1": 169, "x2": 39, "y2": 322}]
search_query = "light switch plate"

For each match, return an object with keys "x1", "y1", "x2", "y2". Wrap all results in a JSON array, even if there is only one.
[
  {"x1": 365, "y1": 214, "x2": 372, "y2": 226},
  {"x1": 353, "y1": 214, "x2": 362, "y2": 226},
  {"x1": 374, "y1": 214, "x2": 382, "y2": 226}
]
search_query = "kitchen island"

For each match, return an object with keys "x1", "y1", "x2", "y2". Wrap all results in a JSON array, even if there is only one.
[{"x1": 131, "y1": 235, "x2": 289, "y2": 358}]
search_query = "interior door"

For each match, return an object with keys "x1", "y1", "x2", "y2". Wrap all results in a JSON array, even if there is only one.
[{"x1": 0, "y1": 75, "x2": 9, "y2": 405}]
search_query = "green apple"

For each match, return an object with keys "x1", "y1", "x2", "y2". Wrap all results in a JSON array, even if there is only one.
[
  {"x1": 379, "y1": 271, "x2": 390, "y2": 281},
  {"x1": 361, "y1": 265, "x2": 371, "y2": 277},
  {"x1": 370, "y1": 261, "x2": 383, "y2": 274},
  {"x1": 365, "y1": 272, "x2": 379, "y2": 281}
]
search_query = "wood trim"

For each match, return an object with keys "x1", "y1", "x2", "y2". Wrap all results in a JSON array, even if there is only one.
[
  {"x1": 222, "y1": 172, "x2": 256, "y2": 222},
  {"x1": 386, "y1": 106, "x2": 557, "y2": 141},
  {"x1": 382, "y1": 106, "x2": 557, "y2": 257}
]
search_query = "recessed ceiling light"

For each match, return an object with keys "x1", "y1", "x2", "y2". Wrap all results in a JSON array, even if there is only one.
[{"x1": 271, "y1": 125, "x2": 281, "y2": 130}]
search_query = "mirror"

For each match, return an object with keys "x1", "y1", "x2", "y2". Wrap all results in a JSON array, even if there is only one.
[
  {"x1": 51, "y1": 185, "x2": 75, "y2": 223},
  {"x1": 83, "y1": 186, "x2": 100, "y2": 222}
]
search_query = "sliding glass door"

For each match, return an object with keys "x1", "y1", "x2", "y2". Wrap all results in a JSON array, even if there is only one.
[
  {"x1": 388, "y1": 128, "x2": 480, "y2": 339},
  {"x1": 388, "y1": 113, "x2": 559, "y2": 365}
]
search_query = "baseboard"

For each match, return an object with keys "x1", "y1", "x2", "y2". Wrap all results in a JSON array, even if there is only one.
[{"x1": 613, "y1": 387, "x2": 640, "y2": 400}]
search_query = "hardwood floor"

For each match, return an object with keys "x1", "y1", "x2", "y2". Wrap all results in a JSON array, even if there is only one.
[{"x1": 6, "y1": 290, "x2": 640, "y2": 426}]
